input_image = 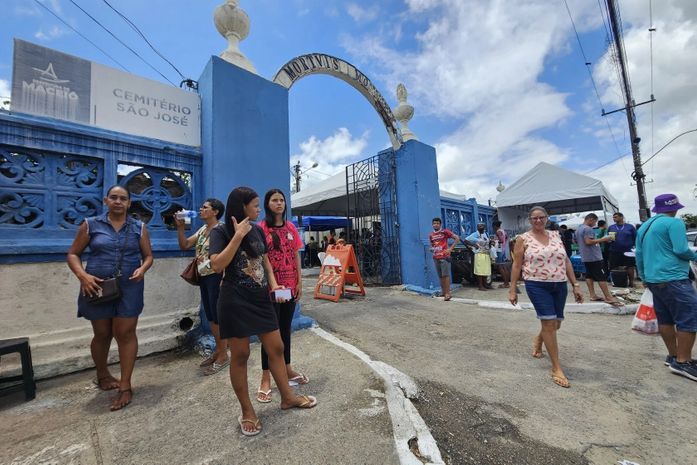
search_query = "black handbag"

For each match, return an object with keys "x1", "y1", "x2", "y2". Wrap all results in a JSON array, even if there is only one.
[{"x1": 86, "y1": 222, "x2": 128, "y2": 305}]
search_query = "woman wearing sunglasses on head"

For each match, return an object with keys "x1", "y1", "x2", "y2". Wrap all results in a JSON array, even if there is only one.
[{"x1": 174, "y1": 198, "x2": 228, "y2": 375}]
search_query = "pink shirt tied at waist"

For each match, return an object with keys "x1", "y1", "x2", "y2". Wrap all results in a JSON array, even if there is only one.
[{"x1": 521, "y1": 231, "x2": 568, "y2": 282}]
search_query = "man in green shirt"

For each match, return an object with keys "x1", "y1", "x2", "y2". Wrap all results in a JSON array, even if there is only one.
[{"x1": 635, "y1": 194, "x2": 697, "y2": 382}]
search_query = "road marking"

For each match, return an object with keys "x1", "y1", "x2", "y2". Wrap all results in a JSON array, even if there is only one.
[{"x1": 311, "y1": 326, "x2": 444, "y2": 465}]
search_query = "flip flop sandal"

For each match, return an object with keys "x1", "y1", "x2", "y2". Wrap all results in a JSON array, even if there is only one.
[
  {"x1": 256, "y1": 389, "x2": 272, "y2": 403},
  {"x1": 282, "y1": 395, "x2": 317, "y2": 410},
  {"x1": 199, "y1": 355, "x2": 216, "y2": 367},
  {"x1": 590, "y1": 297, "x2": 605, "y2": 302},
  {"x1": 110, "y1": 388, "x2": 133, "y2": 411},
  {"x1": 606, "y1": 300, "x2": 625, "y2": 307},
  {"x1": 551, "y1": 375, "x2": 570, "y2": 388},
  {"x1": 288, "y1": 373, "x2": 309, "y2": 386},
  {"x1": 237, "y1": 416, "x2": 262, "y2": 436},
  {"x1": 203, "y1": 358, "x2": 230, "y2": 376}
]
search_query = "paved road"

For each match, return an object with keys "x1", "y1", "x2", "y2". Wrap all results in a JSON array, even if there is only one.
[{"x1": 302, "y1": 284, "x2": 696, "y2": 465}]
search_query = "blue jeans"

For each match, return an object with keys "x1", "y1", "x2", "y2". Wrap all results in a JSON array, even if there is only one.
[
  {"x1": 647, "y1": 280, "x2": 697, "y2": 332},
  {"x1": 524, "y1": 281, "x2": 568, "y2": 320}
]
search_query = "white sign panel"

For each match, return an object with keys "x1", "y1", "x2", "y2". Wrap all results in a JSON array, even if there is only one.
[
  {"x1": 11, "y1": 39, "x2": 201, "y2": 147},
  {"x1": 91, "y1": 64, "x2": 199, "y2": 146}
]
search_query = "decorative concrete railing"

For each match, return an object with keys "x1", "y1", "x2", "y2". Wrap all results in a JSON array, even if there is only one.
[{"x1": 0, "y1": 111, "x2": 203, "y2": 378}]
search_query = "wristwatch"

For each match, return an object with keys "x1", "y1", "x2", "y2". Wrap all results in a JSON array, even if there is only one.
[{"x1": 572, "y1": 283, "x2": 581, "y2": 288}]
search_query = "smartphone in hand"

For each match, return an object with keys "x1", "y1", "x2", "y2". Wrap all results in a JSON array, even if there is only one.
[{"x1": 274, "y1": 288, "x2": 292, "y2": 301}]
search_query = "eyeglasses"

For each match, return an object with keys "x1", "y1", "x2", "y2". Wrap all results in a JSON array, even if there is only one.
[{"x1": 529, "y1": 216, "x2": 547, "y2": 222}]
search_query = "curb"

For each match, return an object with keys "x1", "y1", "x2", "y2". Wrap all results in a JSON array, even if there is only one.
[
  {"x1": 404, "y1": 287, "x2": 637, "y2": 315},
  {"x1": 312, "y1": 326, "x2": 444, "y2": 465}
]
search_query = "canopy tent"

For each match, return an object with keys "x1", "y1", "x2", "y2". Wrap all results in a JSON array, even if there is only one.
[
  {"x1": 291, "y1": 170, "x2": 469, "y2": 216},
  {"x1": 495, "y1": 162, "x2": 619, "y2": 233},
  {"x1": 291, "y1": 216, "x2": 350, "y2": 231},
  {"x1": 291, "y1": 171, "x2": 354, "y2": 216}
]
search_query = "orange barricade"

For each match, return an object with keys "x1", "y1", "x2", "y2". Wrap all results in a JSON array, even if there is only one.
[{"x1": 314, "y1": 244, "x2": 366, "y2": 302}]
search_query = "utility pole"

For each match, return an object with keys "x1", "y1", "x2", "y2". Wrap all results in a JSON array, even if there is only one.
[
  {"x1": 293, "y1": 161, "x2": 301, "y2": 193},
  {"x1": 606, "y1": 0, "x2": 651, "y2": 221}
]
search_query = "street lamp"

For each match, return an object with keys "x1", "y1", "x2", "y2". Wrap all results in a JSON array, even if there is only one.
[{"x1": 292, "y1": 161, "x2": 318, "y2": 193}]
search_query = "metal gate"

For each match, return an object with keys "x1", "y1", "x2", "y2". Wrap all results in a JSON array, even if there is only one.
[{"x1": 346, "y1": 151, "x2": 401, "y2": 284}]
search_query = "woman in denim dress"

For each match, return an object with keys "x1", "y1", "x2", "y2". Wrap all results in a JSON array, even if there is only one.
[{"x1": 67, "y1": 185, "x2": 153, "y2": 410}]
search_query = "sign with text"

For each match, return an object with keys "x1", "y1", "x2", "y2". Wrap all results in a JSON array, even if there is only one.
[
  {"x1": 272, "y1": 53, "x2": 402, "y2": 150},
  {"x1": 11, "y1": 39, "x2": 200, "y2": 146}
]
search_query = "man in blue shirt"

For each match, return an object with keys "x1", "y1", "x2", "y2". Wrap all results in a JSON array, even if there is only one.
[
  {"x1": 608, "y1": 212, "x2": 637, "y2": 287},
  {"x1": 636, "y1": 193, "x2": 697, "y2": 382}
]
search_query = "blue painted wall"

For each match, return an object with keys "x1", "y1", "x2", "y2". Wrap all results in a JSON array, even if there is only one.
[
  {"x1": 198, "y1": 57, "x2": 291, "y2": 209},
  {"x1": 394, "y1": 140, "x2": 442, "y2": 289}
]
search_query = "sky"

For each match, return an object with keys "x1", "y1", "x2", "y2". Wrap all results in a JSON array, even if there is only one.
[{"x1": 1, "y1": 0, "x2": 696, "y2": 224}]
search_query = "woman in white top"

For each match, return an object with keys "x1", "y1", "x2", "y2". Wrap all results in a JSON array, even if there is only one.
[{"x1": 176, "y1": 198, "x2": 228, "y2": 375}]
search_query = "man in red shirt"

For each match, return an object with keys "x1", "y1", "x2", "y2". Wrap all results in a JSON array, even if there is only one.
[{"x1": 429, "y1": 217, "x2": 460, "y2": 301}]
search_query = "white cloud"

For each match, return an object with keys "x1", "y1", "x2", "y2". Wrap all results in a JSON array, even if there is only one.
[
  {"x1": 340, "y1": 0, "x2": 697, "y2": 219},
  {"x1": 590, "y1": 0, "x2": 697, "y2": 220},
  {"x1": 35, "y1": 25, "x2": 69, "y2": 41},
  {"x1": 0, "y1": 79, "x2": 10, "y2": 111},
  {"x1": 291, "y1": 128, "x2": 370, "y2": 190},
  {"x1": 346, "y1": 3, "x2": 379, "y2": 23}
]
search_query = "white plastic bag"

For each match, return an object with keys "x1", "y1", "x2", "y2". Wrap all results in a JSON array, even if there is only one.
[{"x1": 631, "y1": 289, "x2": 658, "y2": 335}]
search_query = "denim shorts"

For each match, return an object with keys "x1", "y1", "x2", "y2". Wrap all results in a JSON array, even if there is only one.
[
  {"x1": 646, "y1": 280, "x2": 697, "y2": 332},
  {"x1": 199, "y1": 273, "x2": 222, "y2": 324},
  {"x1": 524, "y1": 280, "x2": 568, "y2": 320},
  {"x1": 433, "y1": 257, "x2": 452, "y2": 279}
]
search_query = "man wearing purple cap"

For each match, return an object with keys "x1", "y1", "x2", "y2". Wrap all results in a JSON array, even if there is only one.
[{"x1": 635, "y1": 194, "x2": 697, "y2": 382}]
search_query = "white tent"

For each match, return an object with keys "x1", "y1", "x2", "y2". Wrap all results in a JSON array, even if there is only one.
[
  {"x1": 292, "y1": 171, "x2": 353, "y2": 216},
  {"x1": 496, "y1": 162, "x2": 619, "y2": 232},
  {"x1": 292, "y1": 170, "x2": 469, "y2": 216}
]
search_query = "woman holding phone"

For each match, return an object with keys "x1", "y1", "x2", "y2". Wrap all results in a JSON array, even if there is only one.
[
  {"x1": 255, "y1": 189, "x2": 308, "y2": 403},
  {"x1": 209, "y1": 187, "x2": 317, "y2": 437}
]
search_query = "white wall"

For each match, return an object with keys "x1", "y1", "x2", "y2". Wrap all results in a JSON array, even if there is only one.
[{"x1": 0, "y1": 257, "x2": 200, "y2": 379}]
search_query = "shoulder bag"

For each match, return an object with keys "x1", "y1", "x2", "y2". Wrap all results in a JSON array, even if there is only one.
[{"x1": 86, "y1": 221, "x2": 129, "y2": 304}]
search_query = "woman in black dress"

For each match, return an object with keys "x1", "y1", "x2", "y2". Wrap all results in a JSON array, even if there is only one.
[{"x1": 209, "y1": 187, "x2": 317, "y2": 436}]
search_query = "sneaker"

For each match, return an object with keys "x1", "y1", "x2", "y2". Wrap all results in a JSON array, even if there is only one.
[
  {"x1": 664, "y1": 355, "x2": 676, "y2": 366},
  {"x1": 669, "y1": 360, "x2": 697, "y2": 382}
]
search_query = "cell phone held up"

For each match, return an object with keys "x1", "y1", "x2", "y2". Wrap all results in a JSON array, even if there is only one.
[{"x1": 273, "y1": 288, "x2": 292, "y2": 301}]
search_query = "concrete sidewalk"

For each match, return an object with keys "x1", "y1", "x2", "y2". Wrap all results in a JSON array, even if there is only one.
[{"x1": 0, "y1": 330, "x2": 400, "y2": 465}]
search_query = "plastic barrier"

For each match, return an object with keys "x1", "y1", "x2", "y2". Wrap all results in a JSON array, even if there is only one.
[{"x1": 314, "y1": 244, "x2": 366, "y2": 302}]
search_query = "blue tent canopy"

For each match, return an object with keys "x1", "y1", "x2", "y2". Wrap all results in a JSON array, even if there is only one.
[{"x1": 292, "y1": 216, "x2": 350, "y2": 231}]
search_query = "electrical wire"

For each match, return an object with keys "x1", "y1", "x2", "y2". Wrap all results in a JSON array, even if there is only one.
[
  {"x1": 31, "y1": 0, "x2": 130, "y2": 72},
  {"x1": 66, "y1": 0, "x2": 176, "y2": 85},
  {"x1": 562, "y1": 0, "x2": 624, "y2": 162},
  {"x1": 100, "y1": 0, "x2": 186, "y2": 80},
  {"x1": 641, "y1": 128, "x2": 697, "y2": 166},
  {"x1": 585, "y1": 152, "x2": 631, "y2": 174}
]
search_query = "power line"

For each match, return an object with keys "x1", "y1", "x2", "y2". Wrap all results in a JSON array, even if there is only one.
[
  {"x1": 561, "y1": 0, "x2": 623, "y2": 158},
  {"x1": 100, "y1": 0, "x2": 186, "y2": 80},
  {"x1": 641, "y1": 128, "x2": 697, "y2": 166},
  {"x1": 66, "y1": 0, "x2": 176, "y2": 85},
  {"x1": 585, "y1": 151, "x2": 631, "y2": 174},
  {"x1": 31, "y1": 0, "x2": 129, "y2": 72}
]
